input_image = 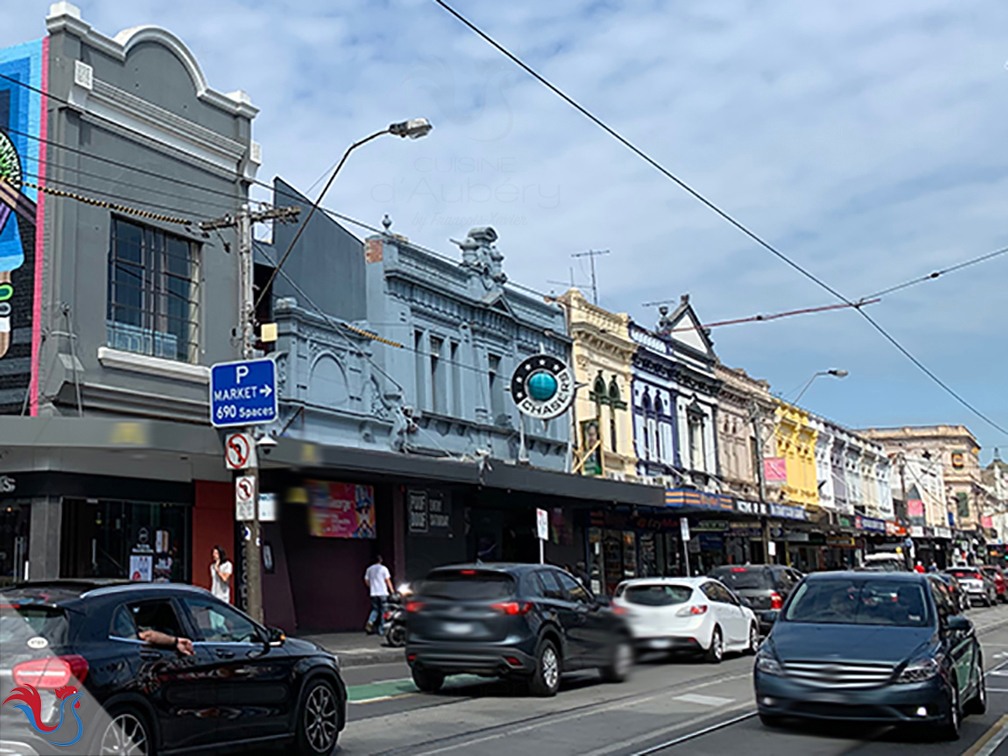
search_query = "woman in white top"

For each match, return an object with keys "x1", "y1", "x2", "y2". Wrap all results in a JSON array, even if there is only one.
[{"x1": 210, "y1": 546, "x2": 233, "y2": 603}]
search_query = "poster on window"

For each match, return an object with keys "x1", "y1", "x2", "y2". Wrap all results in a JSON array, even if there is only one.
[
  {"x1": 307, "y1": 480, "x2": 376, "y2": 539},
  {"x1": 0, "y1": 39, "x2": 48, "y2": 415},
  {"x1": 580, "y1": 419, "x2": 604, "y2": 476},
  {"x1": 763, "y1": 458, "x2": 787, "y2": 482},
  {"x1": 129, "y1": 553, "x2": 153, "y2": 582}
]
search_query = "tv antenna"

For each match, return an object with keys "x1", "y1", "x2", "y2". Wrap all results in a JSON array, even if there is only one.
[{"x1": 571, "y1": 249, "x2": 610, "y2": 305}]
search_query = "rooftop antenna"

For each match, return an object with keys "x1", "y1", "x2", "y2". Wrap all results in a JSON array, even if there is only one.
[{"x1": 571, "y1": 249, "x2": 610, "y2": 305}]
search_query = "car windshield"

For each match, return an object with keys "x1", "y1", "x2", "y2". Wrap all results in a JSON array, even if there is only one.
[
  {"x1": 623, "y1": 584, "x2": 693, "y2": 606},
  {"x1": 0, "y1": 604, "x2": 70, "y2": 649},
  {"x1": 784, "y1": 579, "x2": 930, "y2": 627},
  {"x1": 709, "y1": 567, "x2": 771, "y2": 589},
  {"x1": 419, "y1": 571, "x2": 516, "y2": 601}
]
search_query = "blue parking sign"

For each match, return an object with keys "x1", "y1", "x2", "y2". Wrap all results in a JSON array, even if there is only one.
[{"x1": 210, "y1": 359, "x2": 278, "y2": 427}]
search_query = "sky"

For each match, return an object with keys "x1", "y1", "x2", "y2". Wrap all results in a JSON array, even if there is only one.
[{"x1": 3, "y1": 0, "x2": 1007, "y2": 462}]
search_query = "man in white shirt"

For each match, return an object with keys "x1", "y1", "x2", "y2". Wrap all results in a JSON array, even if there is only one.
[{"x1": 364, "y1": 554, "x2": 394, "y2": 635}]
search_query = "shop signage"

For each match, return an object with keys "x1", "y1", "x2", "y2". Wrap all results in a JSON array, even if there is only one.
[
  {"x1": 307, "y1": 481, "x2": 376, "y2": 539},
  {"x1": 827, "y1": 536, "x2": 856, "y2": 547},
  {"x1": 735, "y1": 500, "x2": 768, "y2": 516},
  {"x1": 981, "y1": 515, "x2": 994, "y2": 530},
  {"x1": 679, "y1": 517, "x2": 690, "y2": 542},
  {"x1": 224, "y1": 432, "x2": 256, "y2": 470},
  {"x1": 694, "y1": 520, "x2": 729, "y2": 532},
  {"x1": 258, "y1": 493, "x2": 278, "y2": 522},
  {"x1": 210, "y1": 358, "x2": 278, "y2": 428},
  {"x1": 855, "y1": 515, "x2": 886, "y2": 533},
  {"x1": 763, "y1": 458, "x2": 787, "y2": 482},
  {"x1": 698, "y1": 533, "x2": 723, "y2": 550},
  {"x1": 510, "y1": 354, "x2": 575, "y2": 420},
  {"x1": 0, "y1": 475, "x2": 14, "y2": 494},
  {"x1": 408, "y1": 489, "x2": 452, "y2": 536},
  {"x1": 784, "y1": 531, "x2": 809, "y2": 542},
  {"x1": 931, "y1": 526, "x2": 952, "y2": 539},
  {"x1": 885, "y1": 521, "x2": 907, "y2": 536},
  {"x1": 910, "y1": 526, "x2": 924, "y2": 538},
  {"x1": 769, "y1": 503, "x2": 807, "y2": 521},
  {"x1": 536, "y1": 508, "x2": 549, "y2": 541},
  {"x1": 665, "y1": 489, "x2": 734, "y2": 512}
]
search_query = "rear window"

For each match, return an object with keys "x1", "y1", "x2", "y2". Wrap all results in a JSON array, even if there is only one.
[
  {"x1": 419, "y1": 571, "x2": 516, "y2": 601},
  {"x1": 0, "y1": 605, "x2": 70, "y2": 649},
  {"x1": 624, "y1": 584, "x2": 693, "y2": 607},
  {"x1": 710, "y1": 567, "x2": 772, "y2": 590},
  {"x1": 947, "y1": 569, "x2": 981, "y2": 578}
]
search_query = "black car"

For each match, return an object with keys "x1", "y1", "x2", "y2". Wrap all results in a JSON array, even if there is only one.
[
  {"x1": 708, "y1": 565, "x2": 803, "y2": 633},
  {"x1": 406, "y1": 563, "x2": 632, "y2": 697},
  {"x1": 933, "y1": 573, "x2": 971, "y2": 615},
  {"x1": 754, "y1": 572, "x2": 986, "y2": 739},
  {"x1": 0, "y1": 580, "x2": 346, "y2": 756}
]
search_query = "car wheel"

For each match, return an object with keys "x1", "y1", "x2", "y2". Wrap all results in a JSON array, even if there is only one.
[
  {"x1": 600, "y1": 638, "x2": 632, "y2": 683},
  {"x1": 294, "y1": 678, "x2": 340, "y2": 756},
  {"x1": 934, "y1": 676, "x2": 961, "y2": 741},
  {"x1": 759, "y1": 712, "x2": 784, "y2": 728},
  {"x1": 704, "y1": 627, "x2": 723, "y2": 664},
  {"x1": 411, "y1": 667, "x2": 445, "y2": 693},
  {"x1": 745, "y1": 623, "x2": 759, "y2": 656},
  {"x1": 528, "y1": 638, "x2": 561, "y2": 697},
  {"x1": 964, "y1": 657, "x2": 987, "y2": 716},
  {"x1": 95, "y1": 707, "x2": 153, "y2": 756}
]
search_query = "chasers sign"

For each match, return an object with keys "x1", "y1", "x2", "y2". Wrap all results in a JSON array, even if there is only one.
[
  {"x1": 210, "y1": 358, "x2": 278, "y2": 427},
  {"x1": 510, "y1": 354, "x2": 575, "y2": 420}
]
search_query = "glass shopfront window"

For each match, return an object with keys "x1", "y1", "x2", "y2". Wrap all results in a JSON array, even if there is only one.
[
  {"x1": 60, "y1": 499, "x2": 191, "y2": 583},
  {"x1": 0, "y1": 500, "x2": 30, "y2": 587}
]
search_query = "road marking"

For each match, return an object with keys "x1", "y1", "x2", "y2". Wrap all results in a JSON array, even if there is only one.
[
  {"x1": 404, "y1": 671, "x2": 753, "y2": 756},
  {"x1": 987, "y1": 688, "x2": 1008, "y2": 693},
  {"x1": 581, "y1": 706, "x2": 755, "y2": 756},
  {"x1": 673, "y1": 693, "x2": 735, "y2": 707},
  {"x1": 352, "y1": 693, "x2": 416, "y2": 705},
  {"x1": 960, "y1": 715, "x2": 1008, "y2": 756}
]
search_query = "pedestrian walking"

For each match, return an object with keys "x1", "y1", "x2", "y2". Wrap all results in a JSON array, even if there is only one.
[
  {"x1": 914, "y1": 561, "x2": 925, "y2": 574},
  {"x1": 574, "y1": 561, "x2": 591, "y2": 588},
  {"x1": 364, "y1": 554, "x2": 394, "y2": 635},
  {"x1": 210, "y1": 546, "x2": 233, "y2": 604}
]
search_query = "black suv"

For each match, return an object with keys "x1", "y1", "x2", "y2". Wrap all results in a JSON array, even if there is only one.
[
  {"x1": 0, "y1": 580, "x2": 346, "y2": 756},
  {"x1": 708, "y1": 565, "x2": 803, "y2": 633},
  {"x1": 406, "y1": 564, "x2": 632, "y2": 696}
]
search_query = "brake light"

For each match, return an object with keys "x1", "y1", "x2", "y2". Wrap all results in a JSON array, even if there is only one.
[
  {"x1": 460, "y1": 570, "x2": 477, "y2": 575},
  {"x1": 770, "y1": 593, "x2": 783, "y2": 610},
  {"x1": 490, "y1": 601, "x2": 533, "y2": 615},
  {"x1": 13, "y1": 655, "x2": 88, "y2": 689},
  {"x1": 406, "y1": 601, "x2": 425, "y2": 613},
  {"x1": 612, "y1": 605, "x2": 627, "y2": 615},
  {"x1": 974, "y1": 573, "x2": 983, "y2": 581},
  {"x1": 678, "y1": 604, "x2": 708, "y2": 616},
  {"x1": 731, "y1": 568, "x2": 748, "y2": 572}
]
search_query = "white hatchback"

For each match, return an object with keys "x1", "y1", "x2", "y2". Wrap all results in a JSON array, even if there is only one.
[{"x1": 611, "y1": 577, "x2": 759, "y2": 663}]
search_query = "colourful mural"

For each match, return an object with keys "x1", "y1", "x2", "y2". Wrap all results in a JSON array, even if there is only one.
[
  {"x1": 0, "y1": 38, "x2": 47, "y2": 414},
  {"x1": 307, "y1": 480, "x2": 377, "y2": 539}
]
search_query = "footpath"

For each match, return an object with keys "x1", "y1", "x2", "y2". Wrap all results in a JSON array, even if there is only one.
[{"x1": 300, "y1": 631, "x2": 404, "y2": 668}]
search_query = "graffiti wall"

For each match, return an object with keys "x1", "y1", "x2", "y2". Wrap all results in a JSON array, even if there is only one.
[{"x1": 0, "y1": 38, "x2": 46, "y2": 415}]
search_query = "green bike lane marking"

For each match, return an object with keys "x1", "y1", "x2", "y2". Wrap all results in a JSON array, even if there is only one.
[{"x1": 348, "y1": 674, "x2": 490, "y2": 703}]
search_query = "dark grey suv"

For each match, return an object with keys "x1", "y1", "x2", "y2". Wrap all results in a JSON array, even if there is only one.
[
  {"x1": 406, "y1": 564, "x2": 632, "y2": 697},
  {"x1": 709, "y1": 565, "x2": 804, "y2": 634}
]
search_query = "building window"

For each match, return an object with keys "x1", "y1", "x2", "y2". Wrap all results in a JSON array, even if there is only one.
[
  {"x1": 488, "y1": 353, "x2": 505, "y2": 421},
  {"x1": 688, "y1": 414, "x2": 705, "y2": 472},
  {"x1": 450, "y1": 342, "x2": 462, "y2": 416},
  {"x1": 430, "y1": 336, "x2": 445, "y2": 414},
  {"x1": 107, "y1": 218, "x2": 199, "y2": 363},
  {"x1": 414, "y1": 331, "x2": 426, "y2": 409}
]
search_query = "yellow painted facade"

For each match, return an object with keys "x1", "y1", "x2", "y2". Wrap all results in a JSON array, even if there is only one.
[
  {"x1": 556, "y1": 289, "x2": 637, "y2": 480},
  {"x1": 774, "y1": 400, "x2": 819, "y2": 509}
]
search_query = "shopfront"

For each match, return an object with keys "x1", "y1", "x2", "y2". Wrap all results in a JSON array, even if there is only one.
[
  {"x1": 586, "y1": 509, "x2": 687, "y2": 595},
  {"x1": 0, "y1": 474, "x2": 30, "y2": 586}
]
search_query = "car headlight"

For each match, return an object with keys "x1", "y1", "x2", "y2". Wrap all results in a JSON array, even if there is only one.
[
  {"x1": 756, "y1": 655, "x2": 783, "y2": 676},
  {"x1": 895, "y1": 658, "x2": 938, "y2": 684}
]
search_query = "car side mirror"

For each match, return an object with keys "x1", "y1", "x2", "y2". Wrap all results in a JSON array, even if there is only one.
[
  {"x1": 760, "y1": 610, "x2": 779, "y2": 625},
  {"x1": 946, "y1": 615, "x2": 970, "y2": 632},
  {"x1": 266, "y1": 626, "x2": 286, "y2": 647},
  {"x1": 594, "y1": 594, "x2": 611, "y2": 608}
]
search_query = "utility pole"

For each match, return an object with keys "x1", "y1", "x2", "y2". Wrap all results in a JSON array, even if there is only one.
[
  {"x1": 201, "y1": 203, "x2": 299, "y2": 623},
  {"x1": 571, "y1": 249, "x2": 610, "y2": 305},
  {"x1": 749, "y1": 400, "x2": 773, "y2": 565}
]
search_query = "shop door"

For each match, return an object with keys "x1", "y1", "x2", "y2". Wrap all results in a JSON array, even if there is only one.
[
  {"x1": 0, "y1": 501, "x2": 30, "y2": 586},
  {"x1": 602, "y1": 530, "x2": 623, "y2": 595}
]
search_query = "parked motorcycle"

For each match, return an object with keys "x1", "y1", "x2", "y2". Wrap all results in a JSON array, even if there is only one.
[{"x1": 383, "y1": 584, "x2": 411, "y2": 647}]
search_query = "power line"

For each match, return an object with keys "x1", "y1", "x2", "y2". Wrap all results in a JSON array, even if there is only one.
[
  {"x1": 863, "y1": 245, "x2": 1008, "y2": 301},
  {"x1": 430, "y1": 0, "x2": 1007, "y2": 438}
]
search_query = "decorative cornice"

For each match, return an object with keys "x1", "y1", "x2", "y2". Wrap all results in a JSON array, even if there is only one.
[{"x1": 46, "y1": 3, "x2": 259, "y2": 118}]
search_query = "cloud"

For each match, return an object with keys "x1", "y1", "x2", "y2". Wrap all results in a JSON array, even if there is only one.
[{"x1": 2, "y1": 0, "x2": 1006, "y2": 454}]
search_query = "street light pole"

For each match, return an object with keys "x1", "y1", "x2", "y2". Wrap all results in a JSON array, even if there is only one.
[
  {"x1": 793, "y1": 369, "x2": 849, "y2": 404},
  {"x1": 749, "y1": 400, "x2": 772, "y2": 564}
]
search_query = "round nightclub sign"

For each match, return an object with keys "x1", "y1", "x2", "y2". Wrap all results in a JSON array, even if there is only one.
[{"x1": 510, "y1": 354, "x2": 575, "y2": 420}]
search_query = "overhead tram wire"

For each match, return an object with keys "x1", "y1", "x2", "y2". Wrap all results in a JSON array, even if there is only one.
[
  {"x1": 430, "y1": 0, "x2": 1008, "y2": 438},
  {"x1": 861, "y1": 244, "x2": 1008, "y2": 301}
]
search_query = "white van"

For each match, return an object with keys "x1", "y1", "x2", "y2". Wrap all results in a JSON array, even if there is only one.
[{"x1": 862, "y1": 553, "x2": 908, "y2": 572}]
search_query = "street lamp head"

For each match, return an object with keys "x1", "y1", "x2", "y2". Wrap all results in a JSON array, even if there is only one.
[
  {"x1": 389, "y1": 118, "x2": 433, "y2": 139},
  {"x1": 828, "y1": 369, "x2": 849, "y2": 378}
]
